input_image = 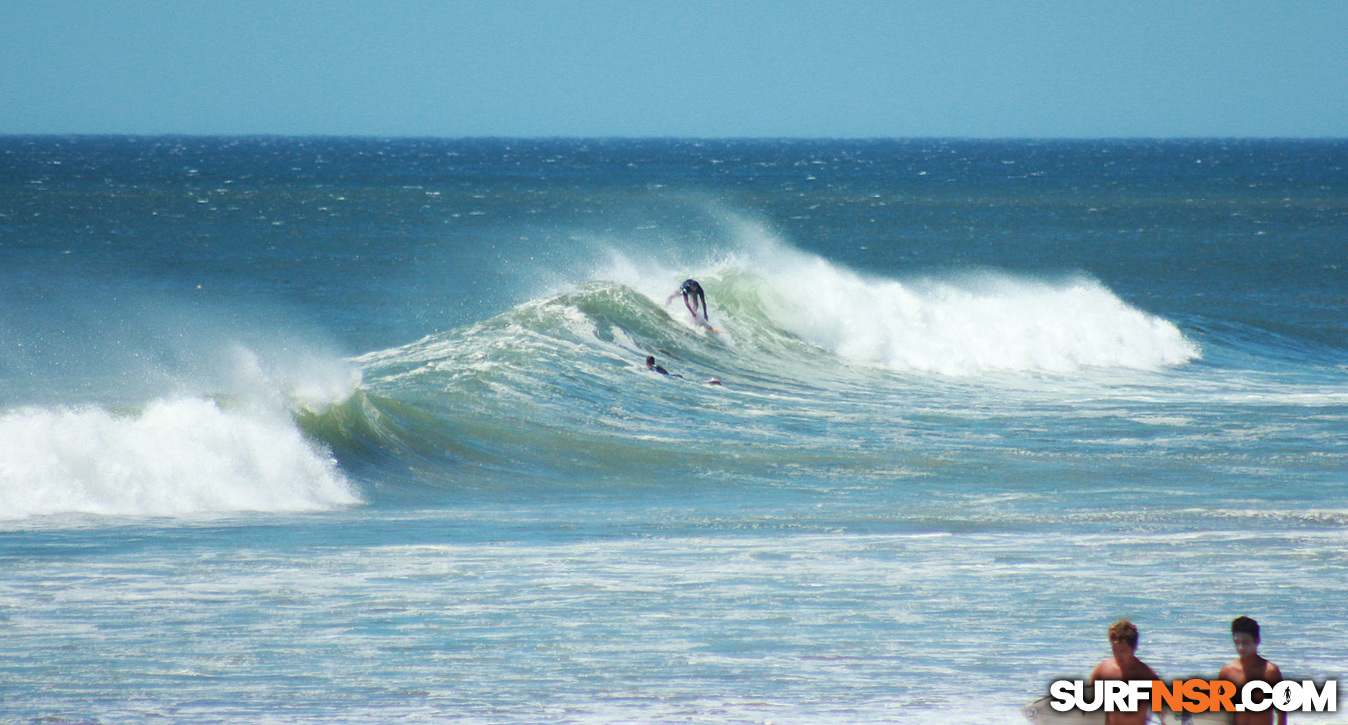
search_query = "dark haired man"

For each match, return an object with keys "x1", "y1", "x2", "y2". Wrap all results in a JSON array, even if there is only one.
[{"x1": 1219, "y1": 616, "x2": 1286, "y2": 725}]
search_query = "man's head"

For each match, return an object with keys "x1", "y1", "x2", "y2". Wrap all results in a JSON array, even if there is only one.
[
  {"x1": 1108, "y1": 620, "x2": 1140, "y2": 659},
  {"x1": 1232, "y1": 616, "x2": 1261, "y2": 658}
]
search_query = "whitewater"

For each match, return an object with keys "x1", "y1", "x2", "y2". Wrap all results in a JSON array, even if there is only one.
[{"x1": 0, "y1": 137, "x2": 1344, "y2": 724}]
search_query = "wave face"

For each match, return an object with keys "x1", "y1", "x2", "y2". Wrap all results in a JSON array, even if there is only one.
[
  {"x1": 385, "y1": 223, "x2": 1200, "y2": 381},
  {"x1": 305, "y1": 226, "x2": 1205, "y2": 498}
]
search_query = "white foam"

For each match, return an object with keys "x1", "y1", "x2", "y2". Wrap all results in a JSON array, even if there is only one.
[
  {"x1": 726, "y1": 219, "x2": 1200, "y2": 374},
  {"x1": 0, "y1": 397, "x2": 360, "y2": 521},
  {"x1": 765, "y1": 264, "x2": 1198, "y2": 374}
]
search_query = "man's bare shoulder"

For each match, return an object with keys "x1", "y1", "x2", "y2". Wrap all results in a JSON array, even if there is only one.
[
  {"x1": 1219, "y1": 660, "x2": 1245, "y2": 681},
  {"x1": 1126, "y1": 660, "x2": 1160, "y2": 682},
  {"x1": 1091, "y1": 658, "x2": 1123, "y2": 681},
  {"x1": 1221, "y1": 657, "x2": 1282, "y2": 684}
]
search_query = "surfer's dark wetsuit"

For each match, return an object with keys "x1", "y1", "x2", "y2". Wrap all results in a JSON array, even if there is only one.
[
  {"x1": 646, "y1": 354, "x2": 722, "y2": 386},
  {"x1": 645, "y1": 356, "x2": 670, "y2": 375},
  {"x1": 669, "y1": 279, "x2": 708, "y2": 322}
]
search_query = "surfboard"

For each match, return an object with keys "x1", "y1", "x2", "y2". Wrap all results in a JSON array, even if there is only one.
[
  {"x1": 1178, "y1": 713, "x2": 1233, "y2": 725},
  {"x1": 1021, "y1": 697, "x2": 1232, "y2": 725},
  {"x1": 1022, "y1": 697, "x2": 1104, "y2": 724}
]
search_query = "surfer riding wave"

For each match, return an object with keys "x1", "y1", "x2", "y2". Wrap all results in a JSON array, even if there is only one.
[{"x1": 666, "y1": 279, "x2": 714, "y2": 329}]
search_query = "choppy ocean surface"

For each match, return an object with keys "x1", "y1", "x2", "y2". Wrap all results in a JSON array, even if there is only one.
[{"x1": 1, "y1": 137, "x2": 1344, "y2": 724}]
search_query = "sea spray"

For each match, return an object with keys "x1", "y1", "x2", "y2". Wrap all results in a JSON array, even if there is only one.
[{"x1": 0, "y1": 278, "x2": 367, "y2": 520}]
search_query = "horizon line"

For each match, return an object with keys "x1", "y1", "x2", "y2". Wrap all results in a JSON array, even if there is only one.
[{"x1": 3, "y1": 133, "x2": 1346, "y2": 142}]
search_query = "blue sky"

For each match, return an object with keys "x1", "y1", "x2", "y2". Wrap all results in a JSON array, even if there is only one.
[{"x1": 3, "y1": 0, "x2": 1345, "y2": 138}]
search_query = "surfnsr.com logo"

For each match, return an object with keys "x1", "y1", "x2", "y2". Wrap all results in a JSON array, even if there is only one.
[{"x1": 1049, "y1": 679, "x2": 1337, "y2": 714}]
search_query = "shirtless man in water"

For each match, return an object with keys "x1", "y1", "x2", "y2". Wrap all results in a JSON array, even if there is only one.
[
  {"x1": 1219, "y1": 617, "x2": 1286, "y2": 725},
  {"x1": 1090, "y1": 620, "x2": 1162, "y2": 725}
]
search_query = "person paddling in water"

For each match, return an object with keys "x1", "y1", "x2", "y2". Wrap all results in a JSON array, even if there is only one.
[
  {"x1": 645, "y1": 355, "x2": 670, "y2": 376},
  {"x1": 645, "y1": 354, "x2": 722, "y2": 386},
  {"x1": 666, "y1": 279, "x2": 711, "y2": 327}
]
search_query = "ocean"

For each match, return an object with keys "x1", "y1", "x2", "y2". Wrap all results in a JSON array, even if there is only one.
[{"x1": 1, "y1": 137, "x2": 1344, "y2": 724}]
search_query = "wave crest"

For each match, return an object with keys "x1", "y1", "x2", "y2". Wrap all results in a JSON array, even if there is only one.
[
  {"x1": 736, "y1": 261, "x2": 1200, "y2": 374},
  {"x1": 597, "y1": 226, "x2": 1201, "y2": 375}
]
